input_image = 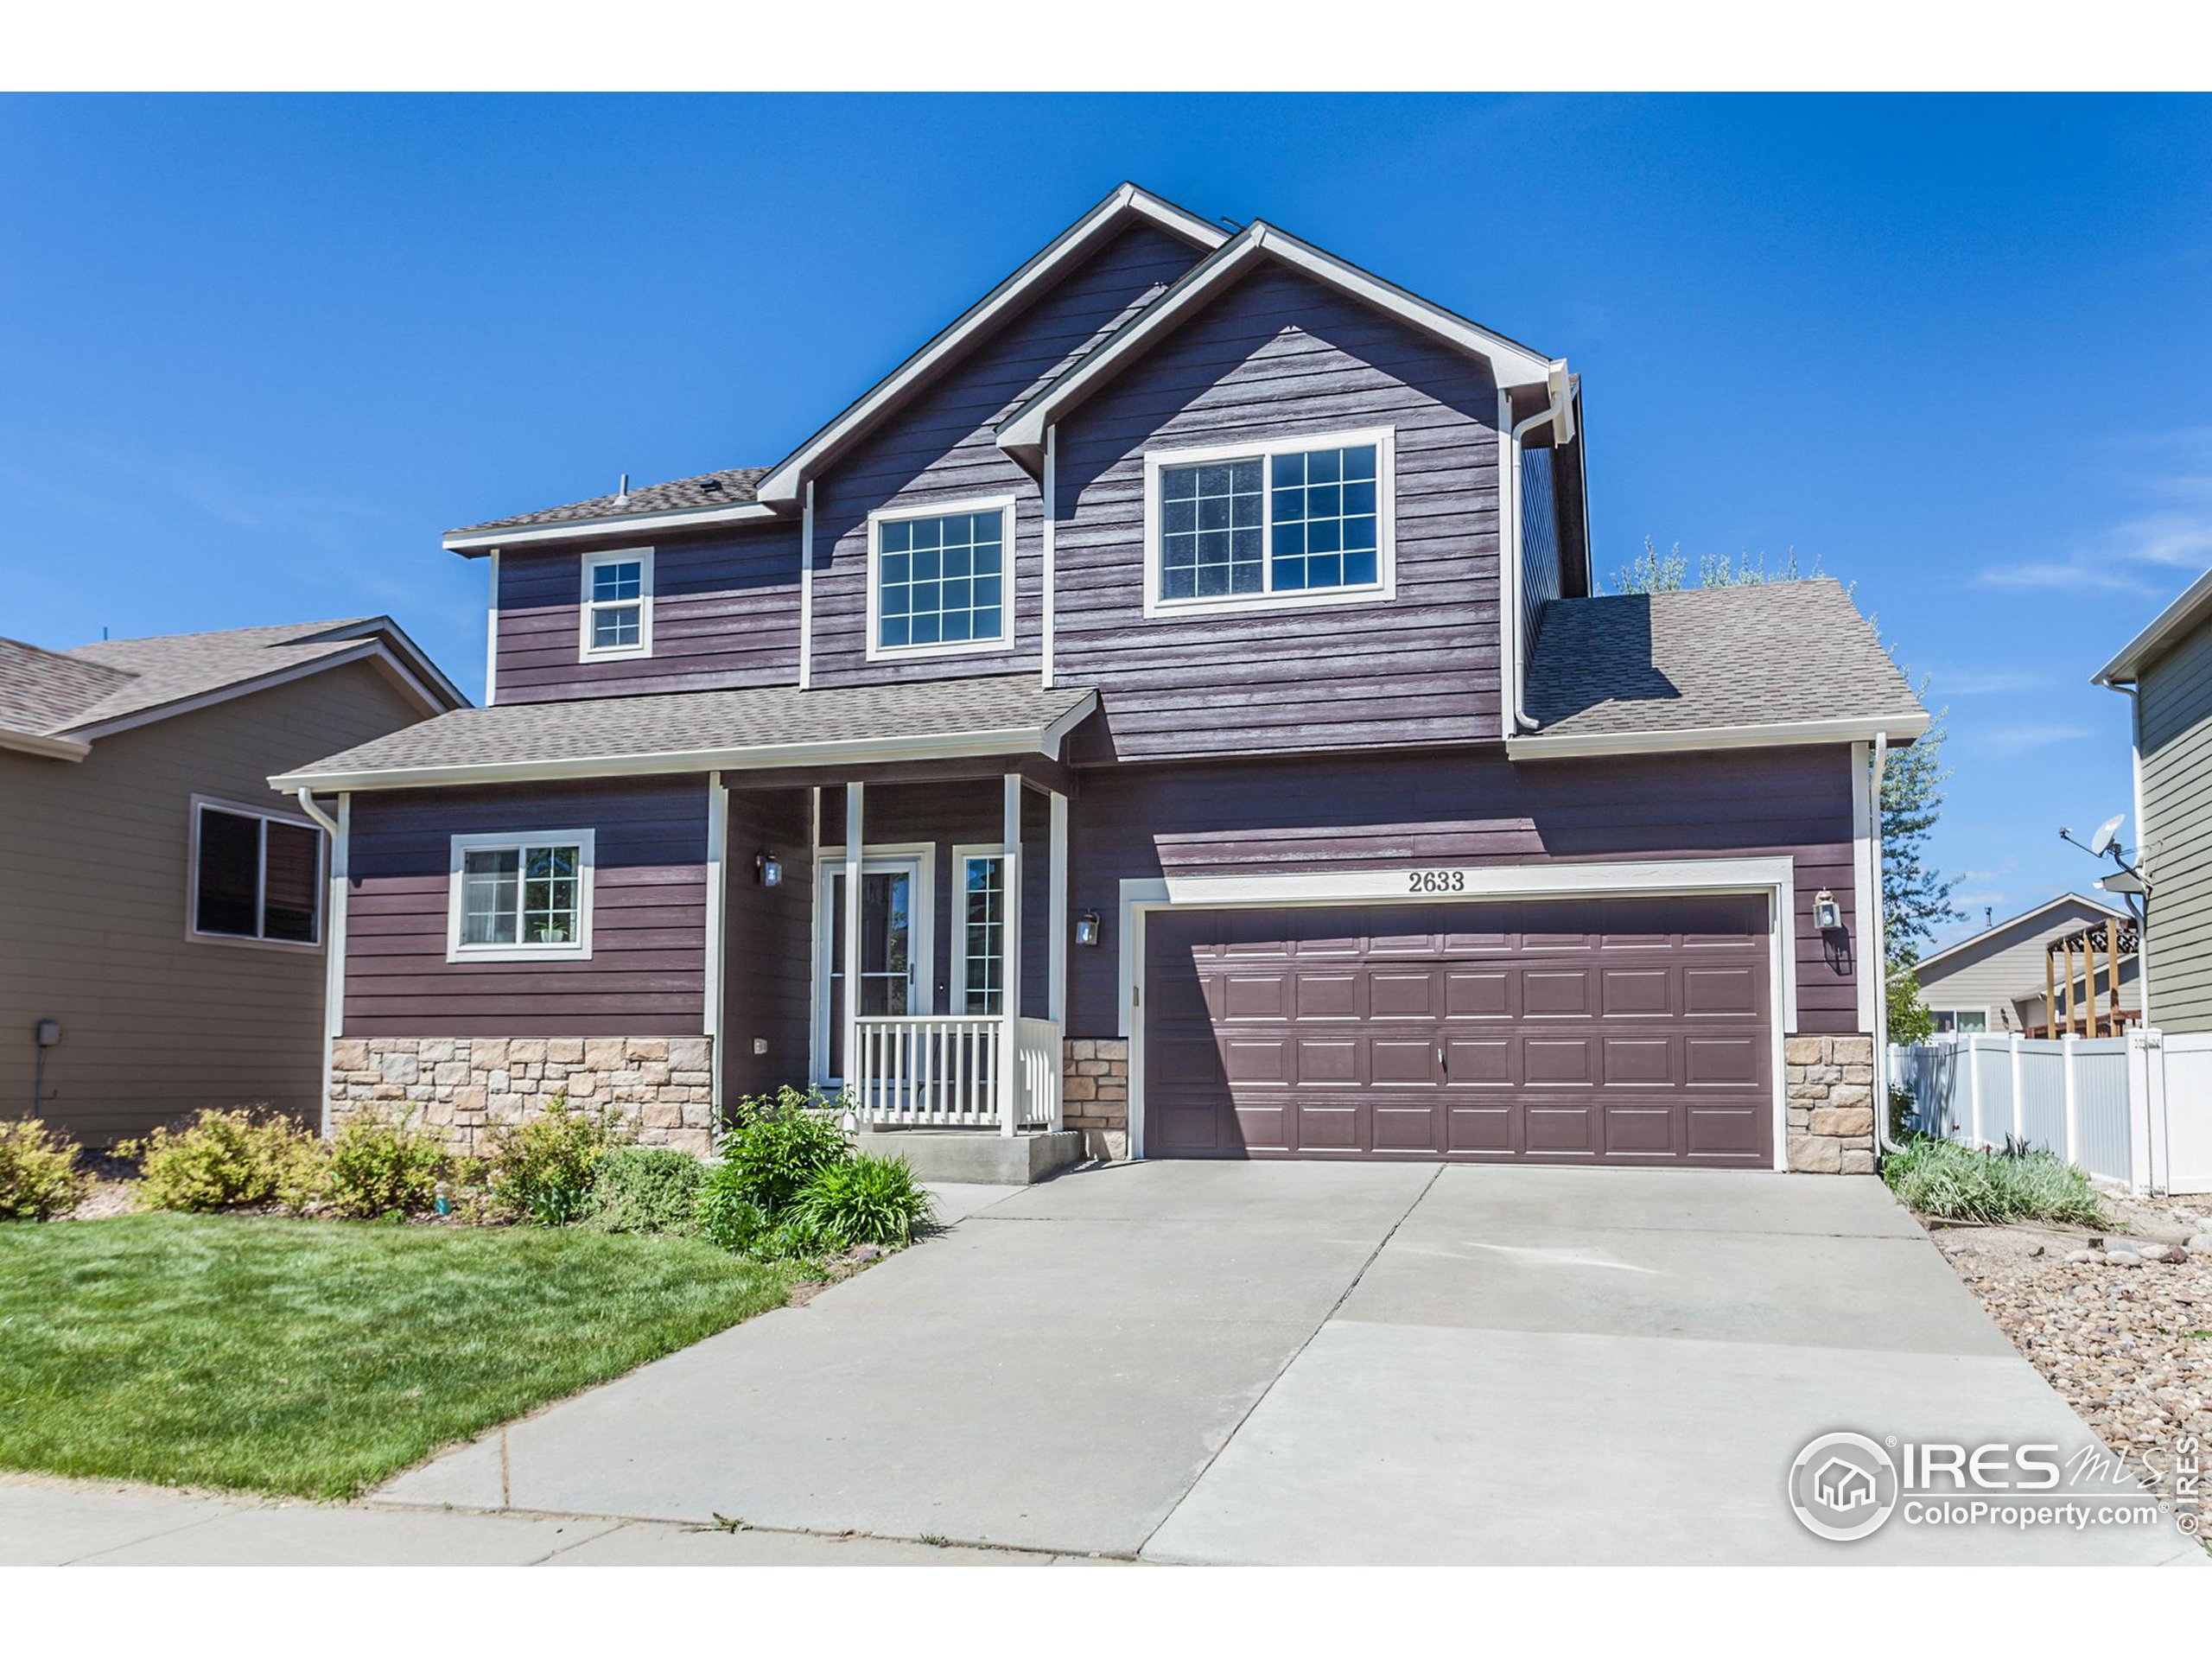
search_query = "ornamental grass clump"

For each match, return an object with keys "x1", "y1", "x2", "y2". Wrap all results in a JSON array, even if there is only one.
[
  {"x1": 0, "y1": 1119, "x2": 89, "y2": 1222},
  {"x1": 696, "y1": 1090, "x2": 933, "y2": 1261},
  {"x1": 791, "y1": 1153, "x2": 933, "y2": 1249},
  {"x1": 125, "y1": 1108, "x2": 325, "y2": 1214},
  {"x1": 1882, "y1": 1135, "x2": 2107, "y2": 1228}
]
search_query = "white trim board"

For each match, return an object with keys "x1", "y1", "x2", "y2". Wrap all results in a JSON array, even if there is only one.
[
  {"x1": 998, "y1": 220, "x2": 1560, "y2": 463},
  {"x1": 754, "y1": 184, "x2": 1225, "y2": 510},
  {"x1": 1114, "y1": 855, "x2": 1799, "y2": 1173},
  {"x1": 1505, "y1": 713, "x2": 1930, "y2": 762}
]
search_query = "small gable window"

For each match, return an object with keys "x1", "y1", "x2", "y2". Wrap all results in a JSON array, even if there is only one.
[
  {"x1": 1146, "y1": 428, "x2": 1395, "y2": 617},
  {"x1": 867, "y1": 497, "x2": 1014, "y2": 660},
  {"x1": 580, "y1": 549, "x2": 653, "y2": 660},
  {"x1": 190, "y1": 798, "x2": 323, "y2": 947}
]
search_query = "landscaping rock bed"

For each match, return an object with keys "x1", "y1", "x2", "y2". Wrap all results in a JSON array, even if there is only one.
[{"x1": 1926, "y1": 1192, "x2": 2210, "y2": 1546}]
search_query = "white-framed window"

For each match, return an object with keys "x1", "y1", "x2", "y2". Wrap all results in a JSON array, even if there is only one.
[
  {"x1": 188, "y1": 795, "x2": 324, "y2": 949},
  {"x1": 1141, "y1": 426, "x2": 1396, "y2": 619},
  {"x1": 579, "y1": 548, "x2": 653, "y2": 661},
  {"x1": 864, "y1": 495, "x2": 1015, "y2": 661},
  {"x1": 446, "y1": 830, "x2": 595, "y2": 962},
  {"x1": 951, "y1": 845, "x2": 1007, "y2": 1014}
]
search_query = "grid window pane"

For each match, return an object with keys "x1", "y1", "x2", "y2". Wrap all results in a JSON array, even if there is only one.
[
  {"x1": 521, "y1": 845, "x2": 581, "y2": 944},
  {"x1": 591, "y1": 603, "x2": 641, "y2": 650},
  {"x1": 879, "y1": 511, "x2": 1004, "y2": 650},
  {"x1": 1269, "y1": 444, "x2": 1380, "y2": 594},
  {"x1": 263, "y1": 821, "x2": 321, "y2": 944},
  {"x1": 461, "y1": 849, "x2": 520, "y2": 945},
  {"x1": 591, "y1": 560, "x2": 641, "y2": 602},
  {"x1": 962, "y1": 856, "x2": 1004, "y2": 1014},
  {"x1": 1160, "y1": 459, "x2": 1262, "y2": 600}
]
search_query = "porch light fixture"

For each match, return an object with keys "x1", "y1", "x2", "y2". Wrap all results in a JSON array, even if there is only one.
[
  {"x1": 755, "y1": 849, "x2": 782, "y2": 888},
  {"x1": 1812, "y1": 889, "x2": 1842, "y2": 932},
  {"x1": 1075, "y1": 909, "x2": 1103, "y2": 947}
]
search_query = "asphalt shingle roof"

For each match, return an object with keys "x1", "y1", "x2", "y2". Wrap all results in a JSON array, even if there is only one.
[
  {"x1": 276, "y1": 674, "x2": 1097, "y2": 785},
  {"x1": 1524, "y1": 580, "x2": 1923, "y2": 740},
  {"x1": 0, "y1": 619, "x2": 411, "y2": 741},
  {"x1": 448, "y1": 468, "x2": 769, "y2": 537}
]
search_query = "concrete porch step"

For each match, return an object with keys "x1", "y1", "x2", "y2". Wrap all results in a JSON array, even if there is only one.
[{"x1": 855, "y1": 1128, "x2": 1084, "y2": 1185}]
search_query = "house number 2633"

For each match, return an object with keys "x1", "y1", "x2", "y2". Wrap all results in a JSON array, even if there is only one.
[{"x1": 1406, "y1": 869, "x2": 1468, "y2": 893}]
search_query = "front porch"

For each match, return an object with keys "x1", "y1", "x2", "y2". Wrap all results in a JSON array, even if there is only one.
[{"x1": 717, "y1": 755, "x2": 1099, "y2": 1174}]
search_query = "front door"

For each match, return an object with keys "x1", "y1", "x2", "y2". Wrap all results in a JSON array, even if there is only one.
[{"x1": 818, "y1": 856, "x2": 926, "y2": 1083}]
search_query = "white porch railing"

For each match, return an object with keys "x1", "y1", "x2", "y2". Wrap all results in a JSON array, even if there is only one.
[{"x1": 849, "y1": 1014, "x2": 1060, "y2": 1130}]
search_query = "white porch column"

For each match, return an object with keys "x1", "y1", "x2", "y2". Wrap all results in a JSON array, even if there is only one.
[
  {"x1": 1047, "y1": 789, "x2": 1069, "y2": 1027},
  {"x1": 843, "y1": 782, "x2": 864, "y2": 1113},
  {"x1": 705, "y1": 772, "x2": 728, "y2": 1116},
  {"x1": 1001, "y1": 772, "x2": 1023, "y2": 1136}
]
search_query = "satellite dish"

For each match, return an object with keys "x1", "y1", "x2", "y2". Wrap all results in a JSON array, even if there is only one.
[{"x1": 2088, "y1": 814, "x2": 2126, "y2": 857}]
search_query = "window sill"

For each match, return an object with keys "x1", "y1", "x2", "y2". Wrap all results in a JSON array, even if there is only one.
[
  {"x1": 445, "y1": 944, "x2": 594, "y2": 964},
  {"x1": 1141, "y1": 582, "x2": 1393, "y2": 622},
  {"x1": 863, "y1": 634, "x2": 1015, "y2": 664},
  {"x1": 579, "y1": 645, "x2": 652, "y2": 664},
  {"x1": 188, "y1": 929, "x2": 324, "y2": 955}
]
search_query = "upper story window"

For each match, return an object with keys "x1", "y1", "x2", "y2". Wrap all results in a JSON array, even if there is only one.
[
  {"x1": 1143, "y1": 427, "x2": 1395, "y2": 619},
  {"x1": 580, "y1": 549, "x2": 653, "y2": 661},
  {"x1": 190, "y1": 797, "x2": 323, "y2": 948},
  {"x1": 446, "y1": 830, "x2": 595, "y2": 962},
  {"x1": 866, "y1": 496, "x2": 1014, "y2": 661}
]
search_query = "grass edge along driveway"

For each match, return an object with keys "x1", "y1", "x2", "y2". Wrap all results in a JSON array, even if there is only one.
[{"x1": 0, "y1": 1213, "x2": 792, "y2": 1500}]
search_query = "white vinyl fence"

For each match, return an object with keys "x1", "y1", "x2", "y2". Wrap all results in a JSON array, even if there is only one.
[{"x1": 1890, "y1": 1029, "x2": 2212, "y2": 1195}]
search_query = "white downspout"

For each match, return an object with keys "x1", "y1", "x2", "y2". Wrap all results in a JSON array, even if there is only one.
[
  {"x1": 295, "y1": 785, "x2": 339, "y2": 838},
  {"x1": 1869, "y1": 732, "x2": 1904, "y2": 1156},
  {"x1": 1503, "y1": 360, "x2": 1574, "y2": 735}
]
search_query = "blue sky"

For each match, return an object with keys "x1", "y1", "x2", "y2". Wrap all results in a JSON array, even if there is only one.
[{"x1": 3, "y1": 94, "x2": 2206, "y2": 944}]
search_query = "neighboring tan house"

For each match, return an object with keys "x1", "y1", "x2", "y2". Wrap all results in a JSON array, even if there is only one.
[
  {"x1": 0, "y1": 618, "x2": 465, "y2": 1142},
  {"x1": 276, "y1": 182, "x2": 1928, "y2": 1179},
  {"x1": 2098, "y1": 569, "x2": 2212, "y2": 1036},
  {"x1": 1912, "y1": 894, "x2": 2140, "y2": 1035}
]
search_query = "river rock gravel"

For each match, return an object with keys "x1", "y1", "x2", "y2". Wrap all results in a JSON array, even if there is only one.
[{"x1": 1924, "y1": 1192, "x2": 2209, "y2": 1547}]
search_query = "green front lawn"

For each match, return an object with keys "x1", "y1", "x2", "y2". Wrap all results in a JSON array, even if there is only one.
[{"x1": 0, "y1": 1213, "x2": 792, "y2": 1499}]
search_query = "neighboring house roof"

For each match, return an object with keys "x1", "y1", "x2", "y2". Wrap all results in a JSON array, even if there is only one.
[
  {"x1": 0, "y1": 618, "x2": 467, "y2": 762},
  {"x1": 272, "y1": 674, "x2": 1100, "y2": 791},
  {"x1": 1915, "y1": 893, "x2": 2132, "y2": 979},
  {"x1": 2094, "y1": 567, "x2": 2212, "y2": 686},
  {"x1": 1510, "y1": 580, "x2": 1929, "y2": 758},
  {"x1": 995, "y1": 218, "x2": 1565, "y2": 469}
]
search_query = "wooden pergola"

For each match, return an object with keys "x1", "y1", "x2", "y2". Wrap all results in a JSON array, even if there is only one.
[{"x1": 2042, "y1": 918, "x2": 2139, "y2": 1039}]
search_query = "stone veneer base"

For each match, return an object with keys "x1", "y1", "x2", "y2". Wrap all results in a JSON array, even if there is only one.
[
  {"x1": 1785, "y1": 1033, "x2": 1878, "y2": 1174},
  {"x1": 1062, "y1": 1037, "x2": 1130, "y2": 1161},
  {"x1": 327, "y1": 1035, "x2": 716, "y2": 1157}
]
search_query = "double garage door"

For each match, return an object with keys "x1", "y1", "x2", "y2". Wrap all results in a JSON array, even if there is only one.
[{"x1": 1143, "y1": 895, "x2": 1774, "y2": 1166}]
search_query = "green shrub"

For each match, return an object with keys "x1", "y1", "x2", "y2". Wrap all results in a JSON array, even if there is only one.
[
  {"x1": 711, "y1": 1088, "x2": 850, "y2": 1216},
  {"x1": 485, "y1": 1096, "x2": 625, "y2": 1226},
  {"x1": 694, "y1": 1181, "x2": 772, "y2": 1255},
  {"x1": 583, "y1": 1146, "x2": 707, "y2": 1236},
  {"x1": 792, "y1": 1154, "x2": 935, "y2": 1249},
  {"x1": 0, "y1": 1119, "x2": 89, "y2": 1221},
  {"x1": 1882, "y1": 1136, "x2": 2108, "y2": 1227},
  {"x1": 325, "y1": 1108, "x2": 448, "y2": 1219},
  {"x1": 127, "y1": 1109, "x2": 324, "y2": 1214}
]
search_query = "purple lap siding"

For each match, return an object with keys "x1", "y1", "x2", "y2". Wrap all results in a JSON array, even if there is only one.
[
  {"x1": 721, "y1": 786, "x2": 814, "y2": 1097},
  {"x1": 810, "y1": 223, "x2": 1205, "y2": 689},
  {"x1": 1054, "y1": 264, "x2": 1504, "y2": 762},
  {"x1": 343, "y1": 778, "x2": 710, "y2": 1038},
  {"x1": 1065, "y1": 745, "x2": 1863, "y2": 1038},
  {"x1": 493, "y1": 521, "x2": 803, "y2": 704}
]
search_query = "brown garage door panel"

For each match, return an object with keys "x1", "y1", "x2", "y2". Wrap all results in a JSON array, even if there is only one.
[{"x1": 1144, "y1": 897, "x2": 1774, "y2": 1167}]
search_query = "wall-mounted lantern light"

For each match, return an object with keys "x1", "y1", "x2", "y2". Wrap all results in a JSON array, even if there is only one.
[
  {"x1": 1812, "y1": 888, "x2": 1843, "y2": 932},
  {"x1": 755, "y1": 850, "x2": 782, "y2": 888},
  {"x1": 1075, "y1": 909, "x2": 1103, "y2": 947}
]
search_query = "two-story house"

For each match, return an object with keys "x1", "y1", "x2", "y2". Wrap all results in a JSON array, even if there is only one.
[{"x1": 275, "y1": 183, "x2": 1927, "y2": 1179}]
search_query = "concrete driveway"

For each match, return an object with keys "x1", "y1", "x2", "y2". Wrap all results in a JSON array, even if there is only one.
[{"x1": 375, "y1": 1161, "x2": 2199, "y2": 1566}]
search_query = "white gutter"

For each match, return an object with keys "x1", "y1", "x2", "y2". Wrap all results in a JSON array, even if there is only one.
[
  {"x1": 0, "y1": 728, "x2": 92, "y2": 761},
  {"x1": 443, "y1": 500, "x2": 780, "y2": 553},
  {"x1": 293, "y1": 786, "x2": 340, "y2": 837},
  {"x1": 1501, "y1": 360, "x2": 1575, "y2": 736},
  {"x1": 1508, "y1": 710, "x2": 1930, "y2": 761}
]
